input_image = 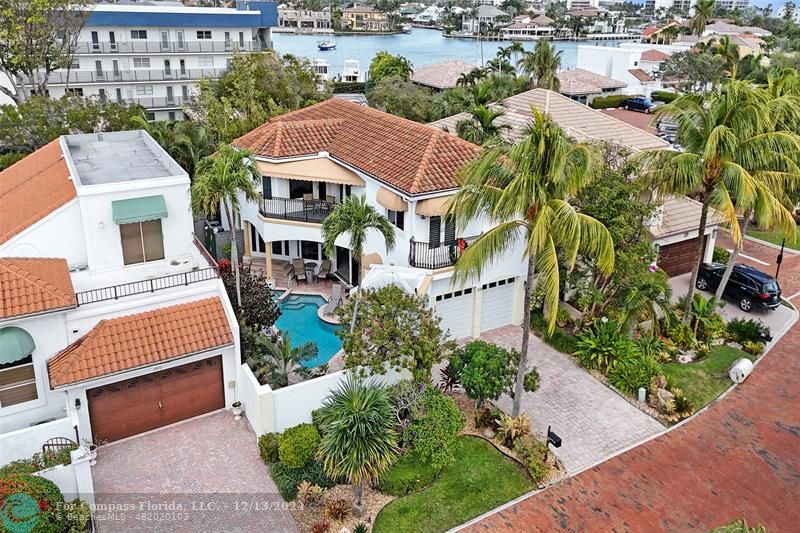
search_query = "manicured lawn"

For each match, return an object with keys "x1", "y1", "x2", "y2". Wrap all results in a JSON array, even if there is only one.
[
  {"x1": 373, "y1": 436, "x2": 534, "y2": 533},
  {"x1": 662, "y1": 345, "x2": 754, "y2": 408},
  {"x1": 746, "y1": 227, "x2": 800, "y2": 251}
]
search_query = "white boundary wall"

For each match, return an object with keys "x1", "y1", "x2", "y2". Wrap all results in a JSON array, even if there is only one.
[
  {"x1": 36, "y1": 447, "x2": 95, "y2": 504},
  {"x1": 0, "y1": 417, "x2": 75, "y2": 465}
]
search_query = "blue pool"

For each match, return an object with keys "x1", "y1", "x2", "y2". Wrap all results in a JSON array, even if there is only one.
[{"x1": 275, "y1": 294, "x2": 342, "y2": 368}]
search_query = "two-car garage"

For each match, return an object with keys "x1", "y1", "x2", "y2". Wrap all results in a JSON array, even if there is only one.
[{"x1": 434, "y1": 277, "x2": 519, "y2": 340}]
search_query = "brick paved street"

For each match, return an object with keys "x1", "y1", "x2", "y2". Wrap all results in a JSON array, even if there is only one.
[
  {"x1": 92, "y1": 410, "x2": 299, "y2": 533},
  {"x1": 481, "y1": 327, "x2": 663, "y2": 474}
]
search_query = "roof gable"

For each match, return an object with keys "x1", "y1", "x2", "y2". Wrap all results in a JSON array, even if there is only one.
[{"x1": 0, "y1": 258, "x2": 76, "y2": 320}]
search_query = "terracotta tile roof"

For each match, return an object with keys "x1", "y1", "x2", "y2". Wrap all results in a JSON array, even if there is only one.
[
  {"x1": 640, "y1": 49, "x2": 671, "y2": 62},
  {"x1": 412, "y1": 60, "x2": 476, "y2": 90},
  {"x1": 235, "y1": 99, "x2": 482, "y2": 195},
  {"x1": 0, "y1": 258, "x2": 76, "y2": 320},
  {"x1": 48, "y1": 297, "x2": 233, "y2": 388},
  {"x1": 628, "y1": 68, "x2": 654, "y2": 82},
  {"x1": 0, "y1": 140, "x2": 76, "y2": 245}
]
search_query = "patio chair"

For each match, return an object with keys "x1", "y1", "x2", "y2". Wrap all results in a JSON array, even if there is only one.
[
  {"x1": 303, "y1": 193, "x2": 314, "y2": 201},
  {"x1": 292, "y1": 258, "x2": 307, "y2": 283},
  {"x1": 323, "y1": 283, "x2": 342, "y2": 315},
  {"x1": 318, "y1": 259, "x2": 332, "y2": 279},
  {"x1": 326, "y1": 194, "x2": 336, "y2": 204}
]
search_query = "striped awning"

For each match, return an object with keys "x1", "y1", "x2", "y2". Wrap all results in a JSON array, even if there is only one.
[{"x1": 0, "y1": 326, "x2": 35, "y2": 364}]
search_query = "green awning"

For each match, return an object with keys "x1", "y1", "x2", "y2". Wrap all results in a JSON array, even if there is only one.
[
  {"x1": 0, "y1": 327, "x2": 35, "y2": 364},
  {"x1": 112, "y1": 195, "x2": 168, "y2": 225}
]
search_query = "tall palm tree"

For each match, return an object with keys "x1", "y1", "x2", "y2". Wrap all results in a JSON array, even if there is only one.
[
  {"x1": 496, "y1": 46, "x2": 513, "y2": 75},
  {"x1": 456, "y1": 105, "x2": 510, "y2": 146},
  {"x1": 191, "y1": 144, "x2": 260, "y2": 308},
  {"x1": 518, "y1": 39, "x2": 562, "y2": 91},
  {"x1": 690, "y1": 0, "x2": 714, "y2": 36},
  {"x1": 508, "y1": 41, "x2": 525, "y2": 74},
  {"x1": 710, "y1": 35, "x2": 741, "y2": 79},
  {"x1": 263, "y1": 331, "x2": 317, "y2": 388},
  {"x1": 640, "y1": 82, "x2": 800, "y2": 324},
  {"x1": 316, "y1": 376, "x2": 399, "y2": 514},
  {"x1": 447, "y1": 109, "x2": 614, "y2": 417}
]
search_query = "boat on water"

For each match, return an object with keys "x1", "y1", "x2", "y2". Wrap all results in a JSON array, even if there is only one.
[
  {"x1": 317, "y1": 40, "x2": 336, "y2": 51},
  {"x1": 401, "y1": 24, "x2": 412, "y2": 34}
]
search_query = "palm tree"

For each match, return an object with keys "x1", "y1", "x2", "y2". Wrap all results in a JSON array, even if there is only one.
[
  {"x1": 263, "y1": 331, "x2": 317, "y2": 388},
  {"x1": 689, "y1": 0, "x2": 714, "y2": 37},
  {"x1": 316, "y1": 376, "x2": 399, "y2": 514},
  {"x1": 639, "y1": 82, "x2": 800, "y2": 324},
  {"x1": 132, "y1": 115, "x2": 212, "y2": 178},
  {"x1": 496, "y1": 46, "x2": 513, "y2": 75},
  {"x1": 191, "y1": 144, "x2": 260, "y2": 308},
  {"x1": 456, "y1": 105, "x2": 510, "y2": 145},
  {"x1": 508, "y1": 41, "x2": 525, "y2": 74},
  {"x1": 617, "y1": 272, "x2": 674, "y2": 334},
  {"x1": 518, "y1": 39, "x2": 562, "y2": 91},
  {"x1": 447, "y1": 109, "x2": 614, "y2": 417}
]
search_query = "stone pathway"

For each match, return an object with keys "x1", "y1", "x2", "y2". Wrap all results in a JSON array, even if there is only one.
[
  {"x1": 481, "y1": 327, "x2": 663, "y2": 474},
  {"x1": 92, "y1": 410, "x2": 299, "y2": 532}
]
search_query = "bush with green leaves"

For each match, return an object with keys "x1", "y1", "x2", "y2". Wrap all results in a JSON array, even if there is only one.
[
  {"x1": 636, "y1": 336, "x2": 668, "y2": 362},
  {"x1": 278, "y1": 423, "x2": 321, "y2": 469},
  {"x1": 0, "y1": 446, "x2": 78, "y2": 477},
  {"x1": 667, "y1": 321, "x2": 697, "y2": 351},
  {"x1": 66, "y1": 499, "x2": 92, "y2": 533},
  {"x1": 523, "y1": 367, "x2": 540, "y2": 392},
  {"x1": 311, "y1": 408, "x2": 328, "y2": 436},
  {"x1": 495, "y1": 413, "x2": 531, "y2": 447},
  {"x1": 270, "y1": 460, "x2": 335, "y2": 500},
  {"x1": 258, "y1": 433, "x2": 280, "y2": 464},
  {"x1": 712, "y1": 246, "x2": 731, "y2": 264},
  {"x1": 651, "y1": 90, "x2": 679, "y2": 103},
  {"x1": 0, "y1": 474, "x2": 68, "y2": 532},
  {"x1": 513, "y1": 435, "x2": 549, "y2": 483},
  {"x1": 377, "y1": 450, "x2": 439, "y2": 496},
  {"x1": 450, "y1": 340, "x2": 518, "y2": 407},
  {"x1": 408, "y1": 386, "x2": 465, "y2": 469},
  {"x1": 742, "y1": 340, "x2": 765, "y2": 356},
  {"x1": 608, "y1": 353, "x2": 661, "y2": 395},
  {"x1": 574, "y1": 319, "x2": 638, "y2": 372},
  {"x1": 727, "y1": 318, "x2": 771, "y2": 344},
  {"x1": 589, "y1": 94, "x2": 631, "y2": 109}
]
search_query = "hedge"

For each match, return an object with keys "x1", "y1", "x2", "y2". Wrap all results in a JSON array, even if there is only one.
[
  {"x1": 270, "y1": 461, "x2": 335, "y2": 500},
  {"x1": 589, "y1": 94, "x2": 631, "y2": 109},
  {"x1": 278, "y1": 423, "x2": 320, "y2": 469},
  {"x1": 0, "y1": 474, "x2": 69, "y2": 533},
  {"x1": 332, "y1": 81, "x2": 371, "y2": 94},
  {"x1": 651, "y1": 90, "x2": 679, "y2": 103}
]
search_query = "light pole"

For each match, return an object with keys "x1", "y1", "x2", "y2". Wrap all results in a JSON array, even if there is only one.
[{"x1": 775, "y1": 238, "x2": 786, "y2": 280}]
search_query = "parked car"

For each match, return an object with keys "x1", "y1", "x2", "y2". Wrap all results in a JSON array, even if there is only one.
[
  {"x1": 696, "y1": 263, "x2": 782, "y2": 312},
  {"x1": 622, "y1": 97, "x2": 656, "y2": 113}
]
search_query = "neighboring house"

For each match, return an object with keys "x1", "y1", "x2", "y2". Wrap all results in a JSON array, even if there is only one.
[
  {"x1": 16, "y1": 1, "x2": 278, "y2": 121},
  {"x1": 461, "y1": 5, "x2": 510, "y2": 35},
  {"x1": 575, "y1": 43, "x2": 683, "y2": 95},
  {"x1": 277, "y1": 7, "x2": 332, "y2": 32},
  {"x1": 641, "y1": 21, "x2": 680, "y2": 44},
  {"x1": 0, "y1": 131, "x2": 239, "y2": 447},
  {"x1": 411, "y1": 60, "x2": 477, "y2": 90},
  {"x1": 500, "y1": 15, "x2": 558, "y2": 39},
  {"x1": 413, "y1": 6, "x2": 444, "y2": 24},
  {"x1": 556, "y1": 68, "x2": 627, "y2": 104},
  {"x1": 702, "y1": 21, "x2": 770, "y2": 38},
  {"x1": 232, "y1": 98, "x2": 529, "y2": 340},
  {"x1": 341, "y1": 5, "x2": 391, "y2": 31},
  {"x1": 567, "y1": 0, "x2": 600, "y2": 9}
]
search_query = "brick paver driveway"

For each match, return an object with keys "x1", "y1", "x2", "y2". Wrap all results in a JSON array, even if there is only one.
[
  {"x1": 92, "y1": 411, "x2": 299, "y2": 532},
  {"x1": 481, "y1": 327, "x2": 663, "y2": 474}
]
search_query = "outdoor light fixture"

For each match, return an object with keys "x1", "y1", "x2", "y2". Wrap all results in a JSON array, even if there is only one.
[{"x1": 74, "y1": 398, "x2": 81, "y2": 410}]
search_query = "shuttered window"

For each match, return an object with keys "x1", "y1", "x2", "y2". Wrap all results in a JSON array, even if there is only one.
[
  {"x1": 444, "y1": 217, "x2": 456, "y2": 243},
  {"x1": 429, "y1": 216, "x2": 441, "y2": 248},
  {"x1": 262, "y1": 176, "x2": 272, "y2": 199}
]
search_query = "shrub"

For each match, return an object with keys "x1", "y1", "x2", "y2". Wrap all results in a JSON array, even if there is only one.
[
  {"x1": 438, "y1": 361, "x2": 461, "y2": 392},
  {"x1": 311, "y1": 521, "x2": 331, "y2": 533},
  {"x1": 408, "y1": 386, "x2": 464, "y2": 469},
  {"x1": 67, "y1": 499, "x2": 92, "y2": 533},
  {"x1": 556, "y1": 307, "x2": 573, "y2": 327},
  {"x1": 699, "y1": 313, "x2": 726, "y2": 344},
  {"x1": 324, "y1": 498, "x2": 352, "y2": 520},
  {"x1": 712, "y1": 246, "x2": 731, "y2": 264},
  {"x1": 608, "y1": 353, "x2": 661, "y2": 395},
  {"x1": 671, "y1": 388, "x2": 695, "y2": 418},
  {"x1": 270, "y1": 461, "x2": 335, "y2": 500},
  {"x1": 377, "y1": 450, "x2": 439, "y2": 496},
  {"x1": 278, "y1": 423, "x2": 321, "y2": 469},
  {"x1": 496, "y1": 413, "x2": 531, "y2": 447},
  {"x1": 667, "y1": 321, "x2": 696, "y2": 350},
  {"x1": 523, "y1": 367, "x2": 540, "y2": 392},
  {"x1": 636, "y1": 336, "x2": 668, "y2": 362},
  {"x1": 353, "y1": 523, "x2": 369, "y2": 533},
  {"x1": 589, "y1": 94, "x2": 631, "y2": 109},
  {"x1": 574, "y1": 319, "x2": 637, "y2": 372},
  {"x1": 450, "y1": 340, "x2": 518, "y2": 407},
  {"x1": 727, "y1": 318, "x2": 771, "y2": 344},
  {"x1": 297, "y1": 481, "x2": 325, "y2": 504},
  {"x1": 742, "y1": 340, "x2": 765, "y2": 356},
  {"x1": 513, "y1": 434, "x2": 549, "y2": 483},
  {"x1": 0, "y1": 446, "x2": 78, "y2": 477},
  {"x1": 474, "y1": 405, "x2": 494, "y2": 429},
  {"x1": 651, "y1": 90, "x2": 679, "y2": 103},
  {"x1": 0, "y1": 474, "x2": 68, "y2": 533},
  {"x1": 311, "y1": 408, "x2": 328, "y2": 436},
  {"x1": 258, "y1": 433, "x2": 280, "y2": 464}
]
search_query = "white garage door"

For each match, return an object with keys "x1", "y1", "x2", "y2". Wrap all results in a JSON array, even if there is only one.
[
  {"x1": 480, "y1": 277, "x2": 517, "y2": 333},
  {"x1": 434, "y1": 288, "x2": 474, "y2": 340}
]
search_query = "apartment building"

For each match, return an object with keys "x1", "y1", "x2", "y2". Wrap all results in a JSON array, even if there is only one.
[
  {"x1": 645, "y1": 0, "x2": 747, "y2": 14},
  {"x1": 341, "y1": 5, "x2": 391, "y2": 31},
  {"x1": 19, "y1": 1, "x2": 277, "y2": 120},
  {"x1": 277, "y1": 7, "x2": 332, "y2": 32}
]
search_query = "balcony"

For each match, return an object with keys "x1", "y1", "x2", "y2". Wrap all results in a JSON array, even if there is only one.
[
  {"x1": 260, "y1": 196, "x2": 337, "y2": 224},
  {"x1": 75, "y1": 267, "x2": 218, "y2": 306},
  {"x1": 75, "y1": 40, "x2": 269, "y2": 55},
  {"x1": 408, "y1": 235, "x2": 481, "y2": 270},
  {"x1": 22, "y1": 67, "x2": 228, "y2": 86}
]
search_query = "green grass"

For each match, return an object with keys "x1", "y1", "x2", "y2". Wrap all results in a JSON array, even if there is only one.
[
  {"x1": 373, "y1": 436, "x2": 533, "y2": 533},
  {"x1": 661, "y1": 345, "x2": 753, "y2": 408},
  {"x1": 377, "y1": 450, "x2": 440, "y2": 496},
  {"x1": 746, "y1": 226, "x2": 800, "y2": 251}
]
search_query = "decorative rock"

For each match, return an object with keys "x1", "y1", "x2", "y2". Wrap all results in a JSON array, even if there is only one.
[
  {"x1": 483, "y1": 428, "x2": 496, "y2": 439},
  {"x1": 677, "y1": 350, "x2": 697, "y2": 364},
  {"x1": 727, "y1": 341, "x2": 744, "y2": 350},
  {"x1": 657, "y1": 388, "x2": 675, "y2": 412}
]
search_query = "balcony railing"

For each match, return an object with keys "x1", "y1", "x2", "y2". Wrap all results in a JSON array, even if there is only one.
[
  {"x1": 23, "y1": 67, "x2": 227, "y2": 86},
  {"x1": 74, "y1": 39, "x2": 268, "y2": 55},
  {"x1": 75, "y1": 267, "x2": 218, "y2": 306},
  {"x1": 123, "y1": 95, "x2": 188, "y2": 109},
  {"x1": 260, "y1": 196, "x2": 337, "y2": 224},
  {"x1": 408, "y1": 235, "x2": 481, "y2": 270}
]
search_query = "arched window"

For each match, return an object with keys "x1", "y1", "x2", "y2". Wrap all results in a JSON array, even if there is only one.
[{"x1": 0, "y1": 326, "x2": 38, "y2": 407}]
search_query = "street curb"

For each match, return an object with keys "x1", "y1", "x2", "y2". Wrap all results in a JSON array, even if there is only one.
[{"x1": 743, "y1": 234, "x2": 800, "y2": 256}]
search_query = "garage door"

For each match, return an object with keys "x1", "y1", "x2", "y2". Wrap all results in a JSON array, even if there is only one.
[
  {"x1": 434, "y1": 288, "x2": 474, "y2": 340},
  {"x1": 87, "y1": 356, "x2": 224, "y2": 443},
  {"x1": 659, "y1": 236, "x2": 707, "y2": 277},
  {"x1": 480, "y1": 277, "x2": 517, "y2": 333}
]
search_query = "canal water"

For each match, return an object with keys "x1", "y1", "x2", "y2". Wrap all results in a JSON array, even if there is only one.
[{"x1": 272, "y1": 29, "x2": 625, "y2": 77}]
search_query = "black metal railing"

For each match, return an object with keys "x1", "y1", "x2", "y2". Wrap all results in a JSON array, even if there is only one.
[
  {"x1": 75, "y1": 267, "x2": 218, "y2": 306},
  {"x1": 259, "y1": 196, "x2": 337, "y2": 224},
  {"x1": 408, "y1": 235, "x2": 481, "y2": 270}
]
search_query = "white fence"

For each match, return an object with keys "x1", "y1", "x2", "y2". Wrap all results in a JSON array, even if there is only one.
[
  {"x1": 0, "y1": 417, "x2": 75, "y2": 465},
  {"x1": 36, "y1": 447, "x2": 95, "y2": 504},
  {"x1": 239, "y1": 364, "x2": 406, "y2": 436}
]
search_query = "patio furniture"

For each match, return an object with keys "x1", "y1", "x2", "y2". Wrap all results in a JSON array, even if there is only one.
[
  {"x1": 324, "y1": 284, "x2": 343, "y2": 315},
  {"x1": 305, "y1": 261, "x2": 318, "y2": 284},
  {"x1": 303, "y1": 193, "x2": 314, "y2": 201},
  {"x1": 292, "y1": 258, "x2": 307, "y2": 283},
  {"x1": 318, "y1": 259, "x2": 332, "y2": 279},
  {"x1": 326, "y1": 195, "x2": 336, "y2": 204}
]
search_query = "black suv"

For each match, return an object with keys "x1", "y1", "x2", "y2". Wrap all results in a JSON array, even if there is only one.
[{"x1": 696, "y1": 263, "x2": 781, "y2": 312}]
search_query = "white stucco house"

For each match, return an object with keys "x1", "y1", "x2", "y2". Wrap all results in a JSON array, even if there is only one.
[{"x1": 0, "y1": 131, "x2": 240, "y2": 458}]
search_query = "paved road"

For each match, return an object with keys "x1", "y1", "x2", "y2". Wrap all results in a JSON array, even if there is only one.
[{"x1": 463, "y1": 236, "x2": 800, "y2": 532}]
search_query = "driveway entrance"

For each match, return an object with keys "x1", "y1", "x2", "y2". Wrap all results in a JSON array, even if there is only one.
[{"x1": 92, "y1": 410, "x2": 299, "y2": 532}]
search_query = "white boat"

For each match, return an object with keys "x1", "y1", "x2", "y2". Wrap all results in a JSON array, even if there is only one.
[
  {"x1": 401, "y1": 24, "x2": 412, "y2": 33},
  {"x1": 317, "y1": 40, "x2": 336, "y2": 51}
]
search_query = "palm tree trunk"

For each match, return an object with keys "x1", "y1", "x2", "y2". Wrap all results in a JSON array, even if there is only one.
[
  {"x1": 224, "y1": 200, "x2": 243, "y2": 309},
  {"x1": 352, "y1": 480, "x2": 364, "y2": 507},
  {"x1": 715, "y1": 210, "x2": 752, "y2": 301},
  {"x1": 512, "y1": 254, "x2": 536, "y2": 418},
  {"x1": 349, "y1": 289, "x2": 360, "y2": 332},
  {"x1": 683, "y1": 199, "x2": 711, "y2": 324}
]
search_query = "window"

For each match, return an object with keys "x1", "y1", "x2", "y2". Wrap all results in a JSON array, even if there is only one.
[
  {"x1": 198, "y1": 56, "x2": 214, "y2": 67},
  {"x1": 197, "y1": 30, "x2": 212, "y2": 39},
  {"x1": 65, "y1": 88, "x2": 84, "y2": 97},
  {"x1": 133, "y1": 57, "x2": 150, "y2": 68},
  {"x1": 168, "y1": 111, "x2": 175, "y2": 120},
  {"x1": 136, "y1": 84, "x2": 154, "y2": 95},
  {"x1": 250, "y1": 224, "x2": 267, "y2": 253},
  {"x1": 272, "y1": 240, "x2": 290, "y2": 256},
  {"x1": 70, "y1": 58, "x2": 80, "y2": 69},
  {"x1": 429, "y1": 216, "x2": 441, "y2": 248},
  {"x1": 444, "y1": 217, "x2": 456, "y2": 243},
  {"x1": 262, "y1": 176, "x2": 272, "y2": 199},
  {"x1": 130, "y1": 29, "x2": 148, "y2": 39},
  {"x1": 120, "y1": 220, "x2": 165, "y2": 265},
  {"x1": 388, "y1": 209, "x2": 404, "y2": 230},
  {"x1": 289, "y1": 179, "x2": 313, "y2": 199},
  {"x1": 0, "y1": 354, "x2": 37, "y2": 407},
  {"x1": 115, "y1": 88, "x2": 123, "y2": 103},
  {"x1": 301, "y1": 240, "x2": 320, "y2": 260},
  {"x1": 146, "y1": 111, "x2": 155, "y2": 121}
]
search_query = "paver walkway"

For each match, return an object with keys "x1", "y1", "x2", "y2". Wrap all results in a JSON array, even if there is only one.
[
  {"x1": 92, "y1": 410, "x2": 299, "y2": 532},
  {"x1": 481, "y1": 327, "x2": 663, "y2": 474}
]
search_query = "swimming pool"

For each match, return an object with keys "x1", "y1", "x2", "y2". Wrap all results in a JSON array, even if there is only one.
[{"x1": 275, "y1": 294, "x2": 342, "y2": 368}]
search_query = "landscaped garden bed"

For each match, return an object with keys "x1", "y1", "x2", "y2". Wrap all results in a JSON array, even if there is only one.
[{"x1": 662, "y1": 345, "x2": 754, "y2": 407}]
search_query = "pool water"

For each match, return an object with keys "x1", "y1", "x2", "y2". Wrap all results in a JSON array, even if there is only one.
[{"x1": 275, "y1": 294, "x2": 342, "y2": 368}]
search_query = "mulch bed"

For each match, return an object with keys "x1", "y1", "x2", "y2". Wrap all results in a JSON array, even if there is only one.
[{"x1": 289, "y1": 484, "x2": 395, "y2": 532}]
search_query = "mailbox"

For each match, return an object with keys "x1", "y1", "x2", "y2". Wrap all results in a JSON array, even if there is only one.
[{"x1": 547, "y1": 426, "x2": 562, "y2": 448}]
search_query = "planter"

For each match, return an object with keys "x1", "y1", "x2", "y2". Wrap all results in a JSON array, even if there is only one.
[{"x1": 232, "y1": 407, "x2": 243, "y2": 421}]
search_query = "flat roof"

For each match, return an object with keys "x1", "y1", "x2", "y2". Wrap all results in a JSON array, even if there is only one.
[{"x1": 62, "y1": 130, "x2": 186, "y2": 186}]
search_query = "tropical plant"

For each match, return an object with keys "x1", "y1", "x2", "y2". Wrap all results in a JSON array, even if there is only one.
[
  {"x1": 0, "y1": 474, "x2": 68, "y2": 532},
  {"x1": 523, "y1": 367, "x2": 540, "y2": 392},
  {"x1": 297, "y1": 480, "x2": 326, "y2": 504},
  {"x1": 311, "y1": 521, "x2": 331, "y2": 533},
  {"x1": 711, "y1": 519, "x2": 766, "y2": 532},
  {"x1": 726, "y1": 317, "x2": 771, "y2": 344},
  {"x1": 608, "y1": 353, "x2": 661, "y2": 395},
  {"x1": 258, "y1": 433, "x2": 280, "y2": 463},
  {"x1": 574, "y1": 319, "x2": 638, "y2": 372},
  {"x1": 636, "y1": 336, "x2": 668, "y2": 362},
  {"x1": 324, "y1": 498, "x2": 352, "y2": 520},
  {"x1": 278, "y1": 423, "x2": 321, "y2": 469},
  {"x1": 455, "y1": 105, "x2": 510, "y2": 146},
  {"x1": 518, "y1": 40, "x2": 562, "y2": 91},
  {"x1": 447, "y1": 109, "x2": 614, "y2": 417},
  {"x1": 270, "y1": 460, "x2": 334, "y2": 500},
  {"x1": 689, "y1": 0, "x2": 715, "y2": 36},
  {"x1": 316, "y1": 377, "x2": 399, "y2": 512},
  {"x1": 689, "y1": 294, "x2": 723, "y2": 341},
  {"x1": 450, "y1": 340, "x2": 518, "y2": 408},
  {"x1": 191, "y1": 144, "x2": 260, "y2": 308},
  {"x1": 707, "y1": 35, "x2": 742, "y2": 79},
  {"x1": 407, "y1": 385, "x2": 465, "y2": 469},
  {"x1": 513, "y1": 434, "x2": 549, "y2": 483},
  {"x1": 220, "y1": 267, "x2": 281, "y2": 331},
  {"x1": 131, "y1": 116, "x2": 213, "y2": 178},
  {"x1": 262, "y1": 331, "x2": 318, "y2": 389},
  {"x1": 742, "y1": 340, "x2": 765, "y2": 356},
  {"x1": 495, "y1": 413, "x2": 531, "y2": 447}
]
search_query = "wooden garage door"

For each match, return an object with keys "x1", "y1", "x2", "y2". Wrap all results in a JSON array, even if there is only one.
[
  {"x1": 658, "y1": 236, "x2": 707, "y2": 277},
  {"x1": 87, "y1": 356, "x2": 224, "y2": 443}
]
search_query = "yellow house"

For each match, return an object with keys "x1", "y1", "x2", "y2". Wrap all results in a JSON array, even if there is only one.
[{"x1": 342, "y1": 5, "x2": 391, "y2": 31}]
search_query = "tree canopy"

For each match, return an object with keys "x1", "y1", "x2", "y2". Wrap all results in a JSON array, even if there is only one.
[{"x1": 368, "y1": 51, "x2": 413, "y2": 82}]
